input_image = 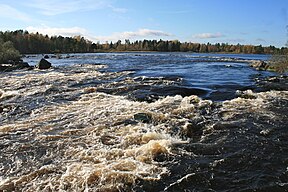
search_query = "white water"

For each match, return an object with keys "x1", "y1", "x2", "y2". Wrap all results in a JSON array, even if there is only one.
[{"x1": 0, "y1": 64, "x2": 287, "y2": 191}]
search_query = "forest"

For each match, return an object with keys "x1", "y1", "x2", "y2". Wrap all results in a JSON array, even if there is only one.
[{"x1": 0, "y1": 30, "x2": 287, "y2": 54}]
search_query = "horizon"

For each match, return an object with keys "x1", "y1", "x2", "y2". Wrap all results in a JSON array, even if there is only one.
[{"x1": 0, "y1": 0, "x2": 287, "y2": 48}]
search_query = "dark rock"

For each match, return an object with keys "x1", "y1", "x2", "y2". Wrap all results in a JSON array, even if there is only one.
[
  {"x1": 113, "y1": 119, "x2": 138, "y2": 126},
  {"x1": 16, "y1": 62, "x2": 30, "y2": 69},
  {"x1": 235, "y1": 90, "x2": 257, "y2": 99},
  {"x1": 0, "y1": 61, "x2": 32, "y2": 72},
  {"x1": 184, "y1": 121, "x2": 204, "y2": 138},
  {"x1": 134, "y1": 113, "x2": 152, "y2": 123},
  {"x1": 257, "y1": 76, "x2": 288, "y2": 91},
  {"x1": 213, "y1": 122, "x2": 241, "y2": 130},
  {"x1": 153, "y1": 153, "x2": 168, "y2": 162},
  {"x1": 0, "y1": 64, "x2": 12, "y2": 72},
  {"x1": 36, "y1": 58, "x2": 52, "y2": 69},
  {"x1": 44, "y1": 55, "x2": 49, "y2": 59},
  {"x1": 100, "y1": 135, "x2": 119, "y2": 145}
]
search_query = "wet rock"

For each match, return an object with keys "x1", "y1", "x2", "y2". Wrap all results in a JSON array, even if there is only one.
[
  {"x1": 44, "y1": 55, "x2": 49, "y2": 59},
  {"x1": 153, "y1": 153, "x2": 168, "y2": 162},
  {"x1": 257, "y1": 76, "x2": 288, "y2": 91},
  {"x1": 36, "y1": 58, "x2": 52, "y2": 69},
  {"x1": 134, "y1": 113, "x2": 152, "y2": 123},
  {"x1": 0, "y1": 61, "x2": 32, "y2": 72},
  {"x1": 213, "y1": 122, "x2": 241, "y2": 130},
  {"x1": 183, "y1": 119, "x2": 204, "y2": 138},
  {"x1": 113, "y1": 119, "x2": 138, "y2": 126},
  {"x1": 235, "y1": 90, "x2": 257, "y2": 99},
  {"x1": 0, "y1": 64, "x2": 11, "y2": 71},
  {"x1": 100, "y1": 135, "x2": 119, "y2": 145},
  {"x1": 16, "y1": 61, "x2": 30, "y2": 69}
]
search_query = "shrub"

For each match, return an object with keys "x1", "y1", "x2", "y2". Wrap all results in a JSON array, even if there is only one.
[
  {"x1": 270, "y1": 54, "x2": 288, "y2": 74},
  {"x1": 0, "y1": 40, "x2": 21, "y2": 64}
]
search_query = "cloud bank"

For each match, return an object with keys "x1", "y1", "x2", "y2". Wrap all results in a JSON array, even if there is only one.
[
  {"x1": 94, "y1": 29, "x2": 173, "y2": 42},
  {"x1": 26, "y1": 26, "x2": 172, "y2": 43},
  {"x1": 26, "y1": 26, "x2": 89, "y2": 37}
]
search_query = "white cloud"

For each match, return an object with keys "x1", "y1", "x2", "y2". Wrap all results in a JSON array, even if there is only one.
[
  {"x1": 26, "y1": 26, "x2": 90, "y2": 37},
  {"x1": 26, "y1": 26, "x2": 172, "y2": 43},
  {"x1": 0, "y1": 4, "x2": 31, "y2": 22},
  {"x1": 193, "y1": 32, "x2": 224, "y2": 39},
  {"x1": 28, "y1": 0, "x2": 126, "y2": 15},
  {"x1": 94, "y1": 29, "x2": 172, "y2": 42}
]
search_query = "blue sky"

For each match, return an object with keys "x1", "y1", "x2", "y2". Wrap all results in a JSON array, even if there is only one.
[{"x1": 0, "y1": 0, "x2": 287, "y2": 47}]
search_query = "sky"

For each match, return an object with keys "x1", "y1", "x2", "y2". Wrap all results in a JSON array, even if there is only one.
[{"x1": 0, "y1": 0, "x2": 287, "y2": 47}]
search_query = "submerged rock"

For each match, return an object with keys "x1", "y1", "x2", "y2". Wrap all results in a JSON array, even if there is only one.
[
  {"x1": 134, "y1": 113, "x2": 152, "y2": 123},
  {"x1": 36, "y1": 58, "x2": 52, "y2": 69},
  {"x1": 235, "y1": 90, "x2": 257, "y2": 99},
  {"x1": 0, "y1": 61, "x2": 32, "y2": 72},
  {"x1": 257, "y1": 75, "x2": 288, "y2": 91}
]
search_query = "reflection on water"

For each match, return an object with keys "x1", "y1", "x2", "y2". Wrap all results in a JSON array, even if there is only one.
[
  {"x1": 23, "y1": 52, "x2": 274, "y2": 101},
  {"x1": 1, "y1": 53, "x2": 287, "y2": 191}
]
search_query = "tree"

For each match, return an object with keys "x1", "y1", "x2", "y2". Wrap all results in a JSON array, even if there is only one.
[
  {"x1": 0, "y1": 39, "x2": 21, "y2": 63},
  {"x1": 269, "y1": 26, "x2": 288, "y2": 73}
]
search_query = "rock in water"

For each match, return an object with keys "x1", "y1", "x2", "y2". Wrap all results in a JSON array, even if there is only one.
[
  {"x1": 16, "y1": 62, "x2": 30, "y2": 69},
  {"x1": 36, "y1": 58, "x2": 52, "y2": 69},
  {"x1": 0, "y1": 61, "x2": 32, "y2": 72},
  {"x1": 134, "y1": 113, "x2": 152, "y2": 123}
]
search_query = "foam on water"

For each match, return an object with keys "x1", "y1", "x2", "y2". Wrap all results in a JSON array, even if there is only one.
[
  {"x1": 1, "y1": 63, "x2": 287, "y2": 191},
  {"x1": 0, "y1": 73, "x2": 192, "y2": 191}
]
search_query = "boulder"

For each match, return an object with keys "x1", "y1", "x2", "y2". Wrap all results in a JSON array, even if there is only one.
[
  {"x1": 0, "y1": 61, "x2": 32, "y2": 72},
  {"x1": 44, "y1": 55, "x2": 49, "y2": 59},
  {"x1": 36, "y1": 58, "x2": 52, "y2": 69},
  {"x1": 16, "y1": 62, "x2": 30, "y2": 69},
  {"x1": 0, "y1": 64, "x2": 12, "y2": 72}
]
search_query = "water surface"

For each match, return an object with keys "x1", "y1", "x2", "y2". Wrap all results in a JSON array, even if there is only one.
[{"x1": 1, "y1": 53, "x2": 287, "y2": 192}]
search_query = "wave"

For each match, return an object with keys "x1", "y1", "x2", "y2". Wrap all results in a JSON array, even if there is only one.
[{"x1": 0, "y1": 64, "x2": 287, "y2": 191}]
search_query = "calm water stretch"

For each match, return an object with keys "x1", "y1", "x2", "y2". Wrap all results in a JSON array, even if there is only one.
[
  {"x1": 25, "y1": 53, "x2": 273, "y2": 101},
  {"x1": 0, "y1": 53, "x2": 287, "y2": 191}
]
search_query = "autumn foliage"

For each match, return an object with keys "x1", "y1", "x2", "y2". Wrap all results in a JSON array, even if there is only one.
[{"x1": 0, "y1": 30, "x2": 287, "y2": 55}]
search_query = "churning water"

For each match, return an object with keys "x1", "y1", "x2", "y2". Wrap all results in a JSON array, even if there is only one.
[{"x1": 0, "y1": 53, "x2": 287, "y2": 191}]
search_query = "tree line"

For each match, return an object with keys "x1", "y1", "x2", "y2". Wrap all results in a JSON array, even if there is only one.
[{"x1": 0, "y1": 30, "x2": 287, "y2": 54}]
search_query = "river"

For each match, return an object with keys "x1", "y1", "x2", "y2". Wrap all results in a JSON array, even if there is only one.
[{"x1": 0, "y1": 52, "x2": 287, "y2": 191}]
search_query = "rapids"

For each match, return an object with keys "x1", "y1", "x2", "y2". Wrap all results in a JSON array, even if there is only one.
[{"x1": 0, "y1": 53, "x2": 287, "y2": 191}]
